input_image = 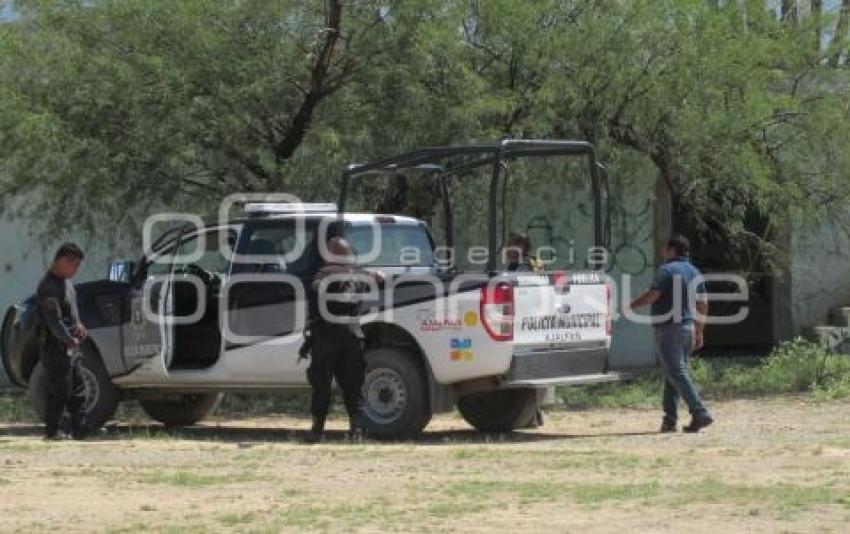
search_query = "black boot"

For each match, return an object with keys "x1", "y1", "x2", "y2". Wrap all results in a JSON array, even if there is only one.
[
  {"x1": 348, "y1": 409, "x2": 367, "y2": 441},
  {"x1": 304, "y1": 417, "x2": 325, "y2": 444},
  {"x1": 70, "y1": 413, "x2": 89, "y2": 440},
  {"x1": 683, "y1": 413, "x2": 714, "y2": 433},
  {"x1": 660, "y1": 419, "x2": 677, "y2": 433}
]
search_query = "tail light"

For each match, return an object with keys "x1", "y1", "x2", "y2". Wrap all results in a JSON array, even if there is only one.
[
  {"x1": 605, "y1": 282, "x2": 613, "y2": 336},
  {"x1": 553, "y1": 271, "x2": 569, "y2": 294},
  {"x1": 481, "y1": 281, "x2": 514, "y2": 341}
]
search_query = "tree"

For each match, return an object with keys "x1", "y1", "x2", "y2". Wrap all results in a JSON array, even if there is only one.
[
  {"x1": 353, "y1": 0, "x2": 850, "y2": 268},
  {"x1": 1, "y1": 0, "x2": 849, "y2": 268},
  {"x1": 0, "y1": 0, "x2": 399, "y2": 236}
]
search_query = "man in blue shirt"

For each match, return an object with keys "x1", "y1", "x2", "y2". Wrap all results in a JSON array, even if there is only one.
[{"x1": 629, "y1": 235, "x2": 713, "y2": 433}]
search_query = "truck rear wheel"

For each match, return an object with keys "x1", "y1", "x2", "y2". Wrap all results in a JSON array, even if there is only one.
[
  {"x1": 27, "y1": 342, "x2": 119, "y2": 430},
  {"x1": 140, "y1": 393, "x2": 223, "y2": 427},
  {"x1": 362, "y1": 347, "x2": 431, "y2": 440},
  {"x1": 457, "y1": 388, "x2": 540, "y2": 432}
]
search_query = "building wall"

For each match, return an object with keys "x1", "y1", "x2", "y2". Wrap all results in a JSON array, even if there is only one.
[
  {"x1": 0, "y1": 217, "x2": 130, "y2": 383},
  {"x1": 790, "y1": 216, "x2": 850, "y2": 333}
]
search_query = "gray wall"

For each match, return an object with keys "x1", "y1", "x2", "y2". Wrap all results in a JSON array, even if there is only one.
[
  {"x1": 790, "y1": 216, "x2": 850, "y2": 333},
  {"x1": 0, "y1": 217, "x2": 132, "y2": 383}
]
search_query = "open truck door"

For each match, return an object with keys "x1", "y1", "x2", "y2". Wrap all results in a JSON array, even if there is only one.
[{"x1": 121, "y1": 264, "x2": 173, "y2": 382}]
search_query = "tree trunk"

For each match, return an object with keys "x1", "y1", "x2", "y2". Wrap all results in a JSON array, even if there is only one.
[
  {"x1": 829, "y1": 0, "x2": 850, "y2": 67},
  {"x1": 780, "y1": 0, "x2": 797, "y2": 24},
  {"x1": 273, "y1": 0, "x2": 343, "y2": 166},
  {"x1": 812, "y1": 0, "x2": 822, "y2": 54}
]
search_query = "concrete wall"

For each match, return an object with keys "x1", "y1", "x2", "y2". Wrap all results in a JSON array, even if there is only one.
[
  {"x1": 602, "y1": 153, "x2": 660, "y2": 370},
  {"x1": 0, "y1": 217, "x2": 133, "y2": 383},
  {"x1": 790, "y1": 216, "x2": 850, "y2": 333}
]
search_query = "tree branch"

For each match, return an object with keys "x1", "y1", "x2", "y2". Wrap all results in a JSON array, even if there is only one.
[{"x1": 273, "y1": 0, "x2": 343, "y2": 164}]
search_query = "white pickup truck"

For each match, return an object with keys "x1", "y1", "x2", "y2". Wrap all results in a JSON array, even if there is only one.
[{"x1": 1, "y1": 140, "x2": 615, "y2": 439}]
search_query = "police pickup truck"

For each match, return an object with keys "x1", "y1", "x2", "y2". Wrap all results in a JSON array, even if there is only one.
[{"x1": 1, "y1": 140, "x2": 614, "y2": 439}]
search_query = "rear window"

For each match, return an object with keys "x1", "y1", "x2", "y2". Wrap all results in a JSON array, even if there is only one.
[{"x1": 346, "y1": 223, "x2": 434, "y2": 267}]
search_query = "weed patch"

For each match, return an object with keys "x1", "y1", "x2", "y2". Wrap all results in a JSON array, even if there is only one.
[
  {"x1": 136, "y1": 469, "x2": 257, "y2": 487},
  {"x1": 0, "y1": 393, "x2": 36, "y2": 422},
  {"x1": 557, "y1": 340, "x2": 850, "y2": 410}
]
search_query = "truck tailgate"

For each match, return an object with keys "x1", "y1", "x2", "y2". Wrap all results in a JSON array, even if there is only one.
[
  {"x1": 508, "y1": 272, "x2": 610, "y2": 381},
  {"x1": 513, "y1": 272, "x2": 609, "y2": 346}
]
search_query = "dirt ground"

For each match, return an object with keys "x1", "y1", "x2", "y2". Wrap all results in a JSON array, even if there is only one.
[{"x1": 0, "y1": 395, "x2": 848, "y2": 533}]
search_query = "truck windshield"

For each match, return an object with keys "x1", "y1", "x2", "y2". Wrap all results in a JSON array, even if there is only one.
[{"x1": 346, "y1": 223, "x2": 435, "y2": 267}]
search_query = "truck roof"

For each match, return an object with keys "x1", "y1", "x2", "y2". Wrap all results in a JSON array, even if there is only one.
[{"x1": 234, "y1": 211, "x2": 423, "y2": 225}]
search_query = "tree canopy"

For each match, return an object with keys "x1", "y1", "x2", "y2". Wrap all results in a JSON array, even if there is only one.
[{"x1": 1, "y1": 0, "x2": 849, "y2": 257}]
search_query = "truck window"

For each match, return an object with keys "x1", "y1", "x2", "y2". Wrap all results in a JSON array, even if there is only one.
[
  {"x1": 172, "y1": 228, "x2": 236, "y2": 276},
  {"x1": 234, "y1": 221, "x2": 319, "y2": 277},
  {"x1": 346, "y1": 223, "x2": 435, "y2": 267}
]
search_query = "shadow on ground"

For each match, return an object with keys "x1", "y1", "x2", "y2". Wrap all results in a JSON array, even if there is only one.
[{"x1": 0, "y1": 422, "x2": 658, "y2": 445}]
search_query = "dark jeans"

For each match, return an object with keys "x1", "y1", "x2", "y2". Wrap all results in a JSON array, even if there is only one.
[
  {"x1": 41, "y1": 342, "x2": 85, "y2": 436},
  {"x1": 307, "y1": 323, "x2": 366, "y2": 426},
  {"x1": 655, "y1": 323, "x2": 709, "y2": 423}
]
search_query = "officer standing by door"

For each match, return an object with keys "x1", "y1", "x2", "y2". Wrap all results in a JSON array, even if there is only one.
[
  {"x1": 305, "y1": 237, "x2": 383, "y2": 443},
  {"x1": 37, "y1": 243, "x2": 88, "y2": 440}
]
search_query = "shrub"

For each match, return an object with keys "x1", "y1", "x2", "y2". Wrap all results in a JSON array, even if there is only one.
[{"x1": 557, "y1": 338, "x2": 850, "y2": 409}]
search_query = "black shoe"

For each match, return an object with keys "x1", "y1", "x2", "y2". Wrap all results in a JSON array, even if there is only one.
[
  {"x1": 303, "y1": 430, "x2": 324, "y2": 444},
  {"x1": 348, "y1": 424, "x2": 366, "y2": 442},
  {"x1": 660, "y1": 420, "x2": 677, "y2": 433},
  {"x1": 44, "y1": 431, "x2": 68, "y2": 441},
  {"x1": 683, "y1": 414, "x2": 714, "y2": 433},
  {"x1": 304, "y1": 418, "x2": 325, "y2": 444},
  {"x1": 348, "y1": 410, "x2": 368, "y2": 439},
  {"x1": 72, "y1": 426, "x2": 107, "y2": 440}
]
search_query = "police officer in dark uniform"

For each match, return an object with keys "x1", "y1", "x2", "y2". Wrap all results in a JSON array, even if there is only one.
[
  {"x1": 304, "y1": 237, "x2": 383, "y2": 443},
  {"x1": 36, "y1": 243, "x2": 88, "y2": 440}
]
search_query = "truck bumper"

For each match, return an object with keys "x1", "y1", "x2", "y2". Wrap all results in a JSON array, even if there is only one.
[{"x1": 503, "y1": 342, "x2": 609, "y2": 386}]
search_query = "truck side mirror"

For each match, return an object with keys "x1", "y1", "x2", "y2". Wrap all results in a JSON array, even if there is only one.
[{"x1": 108, "y1": 260, "x2": 135, "y2": 283}]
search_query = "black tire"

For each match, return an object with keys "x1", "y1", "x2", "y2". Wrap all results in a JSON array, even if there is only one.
[
  {"x1": 457, "y1": 388, "x2": 540, "y2": 433},
  {"x1": 139, "y1": 393, "x2": 223, "y2": 427},
  {"x1": 27, "y1": 342, "x2": 119, "y2": 429},
  {"x1": 362, "y1": 347, "x2": 432, "y2": 440}
]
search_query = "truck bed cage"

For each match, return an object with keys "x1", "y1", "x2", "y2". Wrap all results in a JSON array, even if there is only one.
[{"x1": 338, "y1": 139, "x2": 609, "y2": 272}]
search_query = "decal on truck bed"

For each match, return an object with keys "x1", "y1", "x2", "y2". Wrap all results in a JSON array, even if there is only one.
[
  {"x1": 519, "y1": 313, "x2": 604, "y2": 331},
  {"x1": 449, "y1": 338, "x2": 473, "y2": 361},
  {"x1": 417, "y1": 309, "x2": 463, "y2": 332}
]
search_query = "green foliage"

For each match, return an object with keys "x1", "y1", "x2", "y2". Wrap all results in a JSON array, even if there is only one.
[
  {"x1": 0, "y1": 0, "x2": 849, "y2": 255},
  {"x1": 0, "y1": 0, "x2": 402, "y2": 236},
  {"x1": 558, "y1": 339, "x2": 850, "y2": 409},
  {"x1": 695, "y1": 339, "x2": 850, "y2": 397},
  {"x1": 0, "y1": 391, "x2": 35, "y2": 421}
]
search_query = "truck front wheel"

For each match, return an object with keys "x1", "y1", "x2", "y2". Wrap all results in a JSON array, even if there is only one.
[
  {"x1": 457, "y1": 388, "x2": 540, "y2": 432},
  {"x1": 362, "y1": 347, "x2": 432, "y2": 440},
  {"x1": 139, "y1": 393, "x2": 223, "y2": 427}
]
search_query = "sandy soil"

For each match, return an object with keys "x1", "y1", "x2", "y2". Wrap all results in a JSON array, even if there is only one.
[{"x1": 0, "y1": 395, "x2": 848, "y2": 533}]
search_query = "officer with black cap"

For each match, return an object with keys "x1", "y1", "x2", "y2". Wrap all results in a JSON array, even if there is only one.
[
  {"x1": 304, "y1": 236, "x2": 383, "y2": 442},
  {"x1": 37, "y1": 242, "x2": 89, "y2": 440}
]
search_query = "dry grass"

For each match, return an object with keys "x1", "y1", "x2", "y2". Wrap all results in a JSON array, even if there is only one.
[{"x1": 0, "y1": 395, "x2": 848, "y2": 532}]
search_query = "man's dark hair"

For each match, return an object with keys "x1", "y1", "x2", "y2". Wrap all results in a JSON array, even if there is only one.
[
  {"x1": 507, "y1": 232, "x2": 532, "y2": 255},
  {"x1": 667, "y1": 234, "x2": 690, "y2": 257},
  {"x1": 54, "y1": 242, "x2": 85, "y2": 262}
]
